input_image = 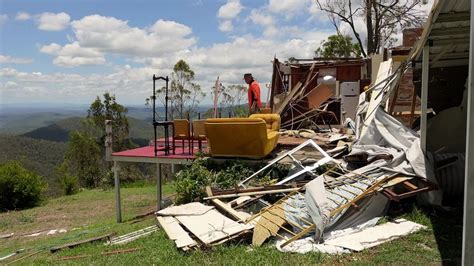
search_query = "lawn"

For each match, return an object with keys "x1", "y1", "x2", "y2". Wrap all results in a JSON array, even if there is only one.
[{"x1": 0, "y1": 183, "x2": 462, "y2": 265}]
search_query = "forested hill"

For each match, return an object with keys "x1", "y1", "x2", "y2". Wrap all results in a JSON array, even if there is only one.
[
  {"x1": 22, "y1": 117, "x2": 84, "y2": 142},
  {"x1": 0, "y1": 134, "x2": 67, "y2": 195}
]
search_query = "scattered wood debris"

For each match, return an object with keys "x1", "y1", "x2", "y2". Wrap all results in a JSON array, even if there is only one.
[
  {"x1": 50, "y1": 233, "x2": 115, "y2": 253},
  {"x1": 57, "y1": 248, "x2": 141, "y2": 261}
]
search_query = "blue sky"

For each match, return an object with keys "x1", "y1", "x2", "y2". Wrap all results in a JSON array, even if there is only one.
[{"x1": 0, "y1": 0, "x2": 432, "y2": 106}]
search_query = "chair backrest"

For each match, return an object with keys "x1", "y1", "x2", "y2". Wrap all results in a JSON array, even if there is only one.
[
  {"x1": 173, "y1": 119, "x2": 190, "y2": 137},
  {"x1": 249, "y1": 114, "x2": 281, "y2": 131},
  {"x1": 204, "y1": 118, "x2": 268, "y2": 157},
  {"x1": 192, "y1": 120, "x2": 206, "y2": 138}
]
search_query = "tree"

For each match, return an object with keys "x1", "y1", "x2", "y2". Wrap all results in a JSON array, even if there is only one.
[
  {"x1": 59, "y1": 130, "x2": 103, "y2": 188},
  {"x1": 210, "y1": 84, "x2": 247, "y2": 117},
  {"x1": 315, "y1": 0, "x2": 425, "y2": 57},
  {"x1": 87, "y1": 92, "x2": 130, "y2": 151},
  {"x1": 148, "y1": 60, "x2": 206, "y2": 119},
  {"x1": 60, "y1": 92, "x2": 133, "y2": 189},
  {"x1": 315, "y1": 34, "x2": 362, "y2": 58},
  {"x1": 169, "y1": 60, "x2": 206, "y2": 119}
]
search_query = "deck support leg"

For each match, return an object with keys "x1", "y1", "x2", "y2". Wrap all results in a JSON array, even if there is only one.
[
  {"x1": 157, "y1": 163, "x2": 162, "y2": 211},
  {"x1": 114, "y1": 161, "x2": 122, "y2": 223}
]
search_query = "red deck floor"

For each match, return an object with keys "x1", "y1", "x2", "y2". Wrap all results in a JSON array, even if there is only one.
[{"x1": 112, "y1": 138, "x2": 207, "y2": 159}]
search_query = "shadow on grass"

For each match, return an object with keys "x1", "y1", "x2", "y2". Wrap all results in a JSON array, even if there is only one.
[{"x1": 390, "y1": 198, "x2": 463, "y2": 265}]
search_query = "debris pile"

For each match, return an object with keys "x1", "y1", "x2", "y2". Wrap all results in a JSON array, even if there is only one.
[{"x1": 156, "y1": 58, "x2": 439, "y2": 254}]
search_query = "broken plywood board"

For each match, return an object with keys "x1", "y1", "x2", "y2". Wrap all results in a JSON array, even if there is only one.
[
  {"x1": 306, "y1": 84, "x2": 333, "y2": 109},
  {"x1": 175, "y1": 209, "x2": 253, "y2": 245},
  {"x1": 324, "y1": 218, "x2": 426, "y2": 252},
  {"x1": 156, "y1": 202, "x2": 214, "y2": 216},
  {"x1": 252, "y1": 204, "x2": 286, "y2": 247},
  {"x1": 156, "y1": 216, "x2": 197, "y2": 250}
]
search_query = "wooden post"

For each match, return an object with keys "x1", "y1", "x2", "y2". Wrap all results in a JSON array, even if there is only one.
[
  {"x1": 420, "y1": 45, "x2": 430, "y2": 154},
  {"x1": 105, "y1": 120, "x2": 112, "y2": 161},
  {"x1": 157, "y1": 163, "x2": 162, "y2": 211},
  {"x1": 462, "y1": 6, "x2": 474, "y2": 264},
  {"x1": 114, "y1": 161, "x2": 121, "y2": 223}
]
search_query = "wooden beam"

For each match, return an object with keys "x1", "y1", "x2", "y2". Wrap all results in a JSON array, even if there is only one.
[
  {"x1": 50, "y1": 233, "x2": 114, "y2": 253},
  {"x1": 205, "y1": 186, "x2": 249, "y2": 222},
  {"x1": 204, "y1": 187, "x2": 303, "y2": 200},
  {"x1": 210, "y1": 199, "x2": 250, "y2": 222}
]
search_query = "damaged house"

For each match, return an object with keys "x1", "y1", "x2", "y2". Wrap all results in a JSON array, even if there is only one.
[{"x1": 108, "y1": 0, "x2": 473, "y2": 262}]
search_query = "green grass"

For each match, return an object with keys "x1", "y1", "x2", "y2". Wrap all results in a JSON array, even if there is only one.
[{"x1": 0, "y1": 184, "x2": 462, "y2": 265}]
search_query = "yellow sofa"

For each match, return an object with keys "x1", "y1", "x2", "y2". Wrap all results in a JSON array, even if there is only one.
[{"x1": 204, "y1": 114, "x2": 280, "y2": 159}]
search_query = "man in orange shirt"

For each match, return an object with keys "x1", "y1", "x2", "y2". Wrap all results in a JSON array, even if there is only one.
[{"x1": 244, "y1": 73, "x2": 262, "y2": 114}]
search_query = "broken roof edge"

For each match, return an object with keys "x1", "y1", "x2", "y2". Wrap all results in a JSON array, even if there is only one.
[
  {"x1": 274, "y1": 57, "x2": 368, "y2": 67},
  {"x1": 409, "y1": 0, "x2": 469, "y2": 62}
]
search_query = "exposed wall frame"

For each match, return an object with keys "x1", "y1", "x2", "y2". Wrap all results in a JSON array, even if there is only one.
[{"x1": 462, "y1": 2, "x2": 474, "y2": 264}]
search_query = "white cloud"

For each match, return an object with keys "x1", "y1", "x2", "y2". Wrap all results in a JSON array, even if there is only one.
[
  {"x1": 0, "y1": 66, "x2": 159, "y2": 103},
  {"x1": 268, "y1": 0, "x2": 308, "y2": 16},
  {"x1": 71, "y1": 15, "x2": 196, "y2": 57},
  {"x1": 39, "y1": 43, "x2": 62, "y2": 54},
  {"x1": 15, "y1": 12, "x2": 31, "y2": 21},
  {"x1": 9, "y1": 5, "x2": 337, "y2": 105},
  {"x1": 40, "y1": 42, "x2": 105, "y2": 67},
  {"x1": 2, "y1": 81, "x2": 18, "y2": 90},
  {"x1": 217, "y1": 0, "x2": 244, "y2": 19},
  {"x1": 36, "y1": 12, "x2": 70, "y2": 31},
  {"x1": 218, "y1": 20, "x2": 233, "y2": 32},
  {"x1": 249, "y1": 9, "x2": 273, "y2": 26},
  {"x1": 0, "y1": 54, "x2": 33, "y2": 64},
  {"x1": 0, "y1": 14, "x2": 8, "y2": 25},
  {"x1": 53, "y1": 56, "x2": 106, "y2": 67},
  {"x1": 150, "y1": 19, "x2": 192, "y2": 36}
]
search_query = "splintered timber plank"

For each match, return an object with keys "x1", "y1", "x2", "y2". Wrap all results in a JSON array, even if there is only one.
[
  {"x1": 156, "y1": 216, "x2": 197, "y2": 249},
  {"x1": 210, "y1": 198, "x2": 251, "y2": 222},
  {"x1": 275, "y1": 82, "x2": 303, "y2": 114},
  {"x1": 206, "y1": 186, "x2": 250, "y2": 222},
  {"x1": 175, "y1": 209, "x2": 252, "y2": 245}
]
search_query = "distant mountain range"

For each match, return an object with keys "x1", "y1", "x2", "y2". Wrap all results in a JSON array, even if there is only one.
[{"x1": 20, "y1": 116, "x2": 155, "y2": 146}]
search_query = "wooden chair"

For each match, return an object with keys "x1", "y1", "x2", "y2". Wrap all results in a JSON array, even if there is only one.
[
  {"x1": 173, "y1": 119, "x2": 192, "y2": 154},
  {"x1": 192, "y1": 120, "x2": 206, "y2": 152}
]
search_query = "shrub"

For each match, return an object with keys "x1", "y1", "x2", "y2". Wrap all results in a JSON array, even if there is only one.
[
  {"x1": 174, "y1": 159, "x2": 212, "y2": 204},
  {"x1": 59, "y1": 175, "x2": 79, "y2": 195},
  {"x1": 174, "y1": 158, "x2": 292, "y2": 204},
  {"x1": 0, "y1": 161, "x2": 46, "y2": 211}
]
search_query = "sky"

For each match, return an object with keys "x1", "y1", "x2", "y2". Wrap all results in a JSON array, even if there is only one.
[{"x1": 0, "y1": 0, "x2": 433, "y2": 106}]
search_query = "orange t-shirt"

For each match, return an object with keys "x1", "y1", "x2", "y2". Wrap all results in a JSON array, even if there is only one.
[{"x1": 248, "y1": 80, "x2": 262, "y2": 108}]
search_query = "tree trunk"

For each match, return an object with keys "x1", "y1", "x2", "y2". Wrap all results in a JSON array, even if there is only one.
[{"x1": 366, "y1": 0, "x2": 375, "y2": 55}]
